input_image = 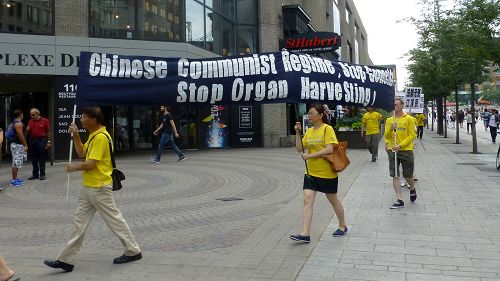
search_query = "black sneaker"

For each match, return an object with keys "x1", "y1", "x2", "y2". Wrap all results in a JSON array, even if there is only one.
[
  {"x1": 289, "y1": 234, "x2": 310, "y2": 243},
  {"x1": 410, "y1": 189, "x2": 417, "y2": 203},
  {"x1": 43, "y1": 259, "x2": 74, "y2": 272},
  {"x1": 28, "y1": 176, "x2": 38, "y2": 180},
  {"x1": 371, "y1": 156, "x2": 377, "y2": 162},
  {"x1": 113, "y1": 252, "x2": 142, "y2": 264},
  {"x1": 390, "y1": 200, "x2": 404, "y2": 209}
]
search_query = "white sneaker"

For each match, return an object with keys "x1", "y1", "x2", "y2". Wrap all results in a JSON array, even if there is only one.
[
  {"x1": 178, "y1": 156, "x2": 187, "y2": 162},
  {"x1": 151, "y1": 158, "x2": 160, "y2": 164}
]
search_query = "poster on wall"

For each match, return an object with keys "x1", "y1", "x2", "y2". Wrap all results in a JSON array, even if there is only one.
[
  {"x1": 53, "y1": 76, "x2": 88, "y2": 160},
  {"x1": 199, "y1": 105, "x2": 230, "y2": 148},
  {"x1": 230, "y1": 105, "x2": 262, "y2": 147}
]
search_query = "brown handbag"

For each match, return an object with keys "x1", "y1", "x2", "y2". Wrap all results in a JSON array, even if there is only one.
[
  {"x1": 321, "y1": 127, "x2": 350, "y2": 172},
  {"x1": 323, "y1": 141, "x2": 350, "y2": 172}
]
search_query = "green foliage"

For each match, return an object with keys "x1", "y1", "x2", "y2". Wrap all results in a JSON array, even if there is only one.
[{"x1": 335, "y1": 115, "x2": 362, "y2": 130}]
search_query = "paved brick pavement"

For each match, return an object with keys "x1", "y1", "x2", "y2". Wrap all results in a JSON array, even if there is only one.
[
  {"x1": 0, "y1": 146, "x2": 368, "y2": 281},
  {"x1": 298, "y1": 125, "x2": 500, "y2": 281}
]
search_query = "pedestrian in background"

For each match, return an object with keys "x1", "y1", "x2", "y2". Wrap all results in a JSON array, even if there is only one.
[
  {"x1": 487, "y1": 109, "x2": 499, "y2": 143},
  {"x1": 361, "y1": 107, "x2": 383, "y2": 162},
  {"x1": 384, "y1": 98, "x2": 417, "y2": 209},
  {"x1": 466, "y1": 110, "x2": 473, "y2": 134},
  {"x1": 152, "y1": 105, "x2": 186, "y2": 163},
  {"x1": 415, "y1": 112, "x2": 426, "y2": 139},
  {"x1": 8, "y1": 110, "x2": 27, "y2": 187},
  {"x1": 44, "y1": 106, "x2": 142, "y2": 272},
  {"x1": 26, "y1": 108, "x2": 51, "y2": 180},
  {"x1": 290, "y1": 104, "x2": 347, "y2": 244}
]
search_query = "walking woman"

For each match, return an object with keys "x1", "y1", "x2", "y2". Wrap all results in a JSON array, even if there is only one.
[{"x1": 290, "y1": 104, "x2": 347, "y2": 243}]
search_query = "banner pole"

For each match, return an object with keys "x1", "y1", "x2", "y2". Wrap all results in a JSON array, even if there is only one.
[
  {"x1": 393, "y1": 110, "x2": 397, "y2": 179},
  {"x1": 66, "y1": 104, "x2": 77, "y2": 208}
]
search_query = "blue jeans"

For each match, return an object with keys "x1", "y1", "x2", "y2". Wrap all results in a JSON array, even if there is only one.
[{"x1": 155, "y1": 133, "x2": 184, "y2": 161}]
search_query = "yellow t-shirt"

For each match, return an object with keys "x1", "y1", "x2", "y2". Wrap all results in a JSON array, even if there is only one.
[
  {"x1": 384, "y1": 113, "x2": 417, "y2": 151},
  {"x1": 302, "y1": 124, "x2": 338, "y2": 179},
  {"x1": 415, "y1": 113, "x2": 426, "y2": 126},
  {"x1": 361, "y1": 111, "x2": 382, "y2": 135},
  {"x1": 82, "y1": 127, "x2": 113, "y2": 188}
]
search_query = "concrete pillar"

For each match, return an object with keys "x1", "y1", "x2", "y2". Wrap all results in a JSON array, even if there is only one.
[{"x1": 259, "y1": 0, "x2": 288, "y2": 147}]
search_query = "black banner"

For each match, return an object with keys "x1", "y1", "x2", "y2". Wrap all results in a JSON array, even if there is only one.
[
  {"x1": 53, "y1": 76, "x2": 87, "y2": 160},
  {"x1": 230, "y1": 105, "x2": 262, "y2": 147},
  {"x1": 76, "y1": 51, "x2": 395, "y2": 110}
]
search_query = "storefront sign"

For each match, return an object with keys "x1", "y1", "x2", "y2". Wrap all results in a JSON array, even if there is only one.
[
  {"x1": 77, "y1": 51, "x2": 396, "y2": 110},
  {"x1": 231, "y1": 105, "x2": 262, "y2": 147},
  {"x1": 53, "y1": 76, "x2": 88, "y2": 160},
  {"x1": 285, "y1": 32, "x2": 341, "y2": 54}
]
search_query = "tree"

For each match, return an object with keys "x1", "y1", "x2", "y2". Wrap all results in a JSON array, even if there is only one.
[{"x1": 407, "y1": 0, "x2": 500, "y2": 152}]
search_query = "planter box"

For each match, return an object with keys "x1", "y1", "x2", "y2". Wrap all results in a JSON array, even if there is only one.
[{"x1": 334, "y1": 129, "x2": 367, "y2": 149}]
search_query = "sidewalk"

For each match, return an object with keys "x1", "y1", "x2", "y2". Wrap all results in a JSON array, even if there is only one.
[{"x1": 297, "y1": 126, "x2": 500, "y2": 281}]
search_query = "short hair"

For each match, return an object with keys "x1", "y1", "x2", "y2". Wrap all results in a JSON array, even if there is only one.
[
  {"x1": 309, "y1": 103, "x2": 329, "y2": 124},
  {"x1": 13, "y1": 109, "x2": 23, "y2": 118},
  {"x1": 82, "y1": 106, "x2": 104, "y2": 124},
  {"x1": 30, "y1": 108, "x2": 40, "y2": 114},
  {"x1": 394, "y1": 97, "x2": 404, "y2": 105}
]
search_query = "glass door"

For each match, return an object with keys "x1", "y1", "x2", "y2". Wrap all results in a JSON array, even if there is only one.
[
  {"x1": 132, "y1": 106, "x2": 153, "y2": 149},
  {"x1": 115, "y1": 106, "x2": 131, "y2": 151}
]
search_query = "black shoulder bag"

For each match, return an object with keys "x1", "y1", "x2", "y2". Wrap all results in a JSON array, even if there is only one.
[{"x1": 89, "y1": 133, "x2": 125, "y2": 191}]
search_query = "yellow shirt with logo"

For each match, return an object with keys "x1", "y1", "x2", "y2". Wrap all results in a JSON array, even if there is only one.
[
  {"x1": 415, "y1": 113, "x2": 426, "y2": 126},
  {"x1": 361, "y1": 111, "x2": 382, "y2": 135},
  {"x1": 82, "y1": 127, "x2": 113, "y2": 188},
  {"x1": 302, "y1": 124, "x2": 338, "y2": 179},
  {"x1": 384, "y1": 113, "x2": 417, "y2": 151}
]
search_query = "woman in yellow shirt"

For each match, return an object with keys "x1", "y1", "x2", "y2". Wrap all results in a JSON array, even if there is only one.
[{"x1": 290, "y1": 104, "x2": 347, "y2": 243}]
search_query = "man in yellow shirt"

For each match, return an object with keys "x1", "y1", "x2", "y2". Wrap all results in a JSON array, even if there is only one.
[
  {"x1": 415, "y1": 113, "x2": 426, "y2": 139},
  {"x1": 361, "y1": 107, "x2": 383, "y2": 162},
  {"x1": 384, "y1": 98, "x2": 417, "y2": 209},
  {"x1": 44, "y1": 106, "x2": 141, "y2": 272}
]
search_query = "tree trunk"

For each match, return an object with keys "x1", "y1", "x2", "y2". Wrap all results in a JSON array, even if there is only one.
[
  {"x1": 431, "y1": 103, "x2": 434, "y2": 131},
  {"x1": 470, "y1": 83, "x2": 478, "y2": 153},
  {"x1": 436, "y1": 98, "x2": 444, "y2": 135},
  {"x1": 443, "y1": 96, "x2": 448, "y2": 138},
  {"x1": 455, "y1": 87, "x2": 460, "y2": 144}
]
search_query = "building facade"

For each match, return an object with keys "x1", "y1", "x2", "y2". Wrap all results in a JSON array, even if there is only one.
[{"x1": 0, "y1": 0, "x2": 372, "y2": 159}]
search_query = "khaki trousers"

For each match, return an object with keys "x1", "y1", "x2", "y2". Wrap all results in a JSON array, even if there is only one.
[
  {"x1": 57, "y1": 185, "x2": 140, "y2": 264},
  {"x1": 365, "y1": 133, "x2": 380, "y2": 158}
]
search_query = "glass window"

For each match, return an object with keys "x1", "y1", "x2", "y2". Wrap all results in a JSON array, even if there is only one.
[
  {"x1": 236, "y1": 0, "x2": 256, "y2": 24},
  {"x1": 207, "y1": 11, "x2": 235, "y2": 55},
  {"x1": 345, "y1": 5, "x2": 350, "y2": 24},
  {"x1": 237, "y1": 25, "x2": 257, "y2": 55},
  {"x1": 90, "y1": 0, "x2": 136, "y2": 39},
  {"x1": 186, "y1": 0, "x2": 205, "y2": 48},
  {"x1": 0, "y1": 0, "x2": 54, "y2": 34},
  {"x1": 332, "y1": 2, "x2": 340, "y2": 34},
  {"x1": 137, "y1": 0, "x2": 181, "y2": 40},
  {"x1": 354, "y1": 39, "x2": 359, "y2": 64},
  {"x1": 209, "y1": 0, "x2": 234, "y2": 20}
]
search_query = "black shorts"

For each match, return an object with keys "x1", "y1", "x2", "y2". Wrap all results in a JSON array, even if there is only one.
[{"x1": 303, "y1": 175, "x2": 338, "y2": 194}]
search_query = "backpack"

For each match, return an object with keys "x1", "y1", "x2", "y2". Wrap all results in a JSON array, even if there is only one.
[{"x1": 5, "y1": 121, "x2": 20, "y2": 142}]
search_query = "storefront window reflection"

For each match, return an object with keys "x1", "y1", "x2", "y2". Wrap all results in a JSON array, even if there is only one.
[
  {"x1": 90, "y1": 0, "x2": 182, "y2": 40},
  {"x1": 132, "y1": 106, "x2": 153, "y2": 149},
  {"x1": 186, "y1": 0, "x2": 205, "y2": 48},
  {"x1": 0, "y1": 0, "x2": 54, "y2": 34}
]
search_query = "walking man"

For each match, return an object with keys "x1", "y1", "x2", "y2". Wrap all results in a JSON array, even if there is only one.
[
  {"x1": 487, "y1": 109, "x2": 499, "y2": 143},
  {"x1": 361, "y1": 107, "x2": 383, "y2": 162},
  {"x1": 44, "y1": 106, "x2": 142, "y2": 272},
  {"x1": 384, "y1": 98, "x2": 417, "y2": 209},
  {"x1": 415, "y1": 112, "x2": 426, "y2": 139},
  {"x1": 27, "y1": 108, "x2": 51, "y2": 180},
  {"x1": 152, "y1": 105, "x2": 186, "y2": 163},
  {"x1": 8, "y1": 110, "x2": 28, "y2": 187}
]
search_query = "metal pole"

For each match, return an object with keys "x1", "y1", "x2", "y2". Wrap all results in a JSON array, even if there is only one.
[{"x1": 66, "y1": 105, "x2": 77, "y2": 207}]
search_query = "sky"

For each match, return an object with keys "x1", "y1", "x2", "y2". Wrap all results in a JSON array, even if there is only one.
[{"x1": 354, "y1": 0, "x2": 454, "y2": 91}]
